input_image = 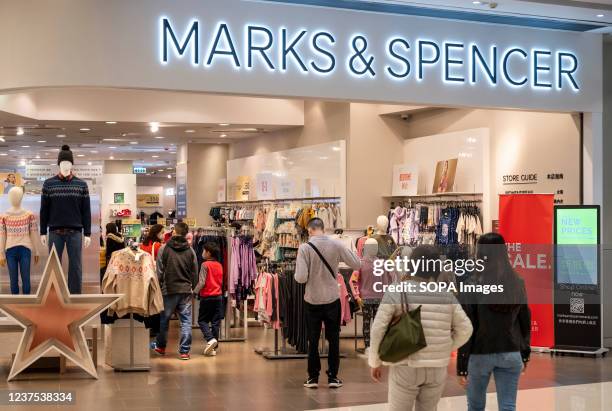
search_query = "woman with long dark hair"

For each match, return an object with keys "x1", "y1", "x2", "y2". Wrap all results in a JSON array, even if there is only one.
[
  {"x1": 457, "y1": 232, "x2": 531, "y2": 411},
  {"x1": 141, "y1": 224, "x2": 164, "y2": 260}
]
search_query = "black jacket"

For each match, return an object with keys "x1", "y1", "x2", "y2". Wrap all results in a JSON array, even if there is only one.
[
  {"x1": 156, "y1": 236, "x2": 198, "y2": 295},
  {"x1": 457, "y1": 278, "x2": 531, "y2": 375},
  {"x1": 101, "y1": 234, "x2": 126, "y2": 280}
]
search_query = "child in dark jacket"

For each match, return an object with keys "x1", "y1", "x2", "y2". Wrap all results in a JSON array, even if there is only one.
[{"x1": 195, "y1": 242, "x2": 224, "y2": 356}]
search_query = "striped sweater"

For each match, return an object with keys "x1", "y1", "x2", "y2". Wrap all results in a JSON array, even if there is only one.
[
  {"x1": 0, "y1": 210, "x2": 39, "y2": 257},
  {"x1": 40, "y1": 174, "x2": 92, "y2": 236}
]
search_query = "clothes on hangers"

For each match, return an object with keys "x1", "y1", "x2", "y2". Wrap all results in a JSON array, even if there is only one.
[
  {"x1": 229, "y1": 234, "x2": 258, "y2": 302},
  {"x1": 102, "y1": 247, "x2": 164, "y2": 318}
]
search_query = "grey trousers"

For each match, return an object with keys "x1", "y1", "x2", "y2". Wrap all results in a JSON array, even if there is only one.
[{"x1": 388, "y1": 366, "x2": 447, "y2": 411}]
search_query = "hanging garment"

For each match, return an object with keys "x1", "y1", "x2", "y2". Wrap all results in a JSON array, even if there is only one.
[
  {"x1": 372, "y1": 234, "x2": 398, "y2": 259},
  {"x1": 389, "y1": 206, "x2": 407, "y2": 245},
  {"x1": 102, "y1": 247, "x2": 164, "y2": 318}
]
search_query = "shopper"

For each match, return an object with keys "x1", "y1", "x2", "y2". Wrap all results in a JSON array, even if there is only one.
[
  {"x1": 368, "y1": 245, "x2": 473, "y2": 411},
  {"x1": 295, "y1": 217, "x2": 361, "y2": 389},
  {"x1": 457, "y1": 232, "x2": 531, "y2": 411},
  {"x1": 150, "y1": 222, "x2": 198, "y2": 360},
  {"x1": 141, "y1": 224, "x2": 164, "y2": 260},
  {"x1": 140, "y1": 223, "x2": 164, "y2": 337},
  {"x1": 102, "y1": 222, "x2": 125, "y2": 279},
  {"x1": 194, "y1": 241, "x2": 224, "y2": 357}
]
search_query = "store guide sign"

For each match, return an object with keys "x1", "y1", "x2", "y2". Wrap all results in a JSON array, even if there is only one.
[
  {"x1": 25, "y1": 165, "x2": 103, "y2": 179},
  {"x1": 160, "y1": 18, "x2": 581, "y2": 92}
]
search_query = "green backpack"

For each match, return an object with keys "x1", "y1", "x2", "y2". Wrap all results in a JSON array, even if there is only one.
[{"x1": 378, "y1": 292, "x2": 427, "y2": 363}]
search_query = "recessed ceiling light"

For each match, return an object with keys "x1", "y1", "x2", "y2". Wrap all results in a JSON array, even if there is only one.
[
  {"x1": 332, "y1": 146, "x2": 341, "y2": 151},
  {"x1": 129, "y1": 141, "x2": 138, "y2": 145},
  {"x1": 57, "y1": 134, "x2": 66, "y2": 138},
  {"x1": 105, "y1": 121, "x2": 117, "y2": 124},
  {"x1": 0, "y1": 153, "x2": 7, "y2": 156},
  {"x1": 109, "y1": 146, "x2": 116, "y2": 149},
  {"x1": 79, "y1": 128, "x2": 91, "y2": 132},
  {"x1": 90, "y1": 150, "x2": 98, "y2": 154},
  {"x1": 36, "y1": 155, "x2": 41, "y2": 159},
  {"x1": 185, "y1": 129, "x2": 196, "y2": 133},
  {"x1": 21, "y1": 145, "x2": 30, "y2": 148},
  {"x1": 166, "y1": 167, "x2": 173, "y2": 170},
  {"x1": 167, "y1": 174, "x2": 172, "y2": 179},
  {"x1": 219, "y1": 123, "x2": 230, "y2": 126},
  {"x1": 16, "y1": 127, "x2": 24, "y2": 136},
  {"x1": 9, "y1": 149, "x2": 16, "y2": 152},
  {"x1": 472, "y1": 1, "x2": 482, "y2": 4},
  {"x1": 77, "y1": 154, "x2": 85, "y2": 157},
  {"x1": 87, "y1": 161, "x2": 92, "y2": 165},
  {"x1": 155, "y1": 136, "x2": 165, "y2": 139},
  {"x1": 597, "y1": 14, "x2": 604, "y2": 18},
  {"x1": 149, "y1": 122, "x2": 160, "y2": 133},
  {"x1": 0, "y1": 136, "x2": 4, "y2": 142},
  {"x1": 109, "y1": 155, "x2": 115, "y2": 160},
  {"x1": 220, "y1": 134, "x2": 227, "y2": 138},
  {"x1": 152, "y1": 155, "x2": 159, "y2": 158},
  {"x1": 37, "y1": 140, "x2": 46, "y2": 143}
]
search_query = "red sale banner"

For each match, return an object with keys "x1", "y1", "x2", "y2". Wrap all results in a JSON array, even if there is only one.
[{"x1": 499, "y1": 194, "x2": 554, "y2": 348}]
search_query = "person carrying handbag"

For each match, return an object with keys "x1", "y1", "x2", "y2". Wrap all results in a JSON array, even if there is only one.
[
  {"x1": 295, "y1": 218, "x2": 361, "y2": 389},
  {"x1": 369, "y1": 245, "x2": 473, "y2": 411}
]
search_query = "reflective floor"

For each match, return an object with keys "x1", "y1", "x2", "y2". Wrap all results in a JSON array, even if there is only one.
[
  {"x1": 312, "y1": 381, "x2": 612, "y2": 411},
  {"x1": 0, "y1": 324, "x2": 609, "y2": 410}
]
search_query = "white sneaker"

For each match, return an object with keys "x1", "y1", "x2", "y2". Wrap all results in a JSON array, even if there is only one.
[
  {"x1": 206, "y1": 349, "x2": 217, "y2": 357},
  {"x1": 204, "y1": 338, "x2": 218, "y2": 356}
]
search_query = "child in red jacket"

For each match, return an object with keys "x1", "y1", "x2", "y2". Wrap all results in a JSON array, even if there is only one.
[{"x1": 195, "y1": 242, "x2": 224, "y2": 356}]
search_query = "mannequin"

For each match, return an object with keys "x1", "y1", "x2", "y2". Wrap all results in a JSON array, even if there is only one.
[
  {"x1": 40, "y1": 145, "x2": 92, "y2": 294},
  {"x1": 372, "y1": 215, "x2": 397, "y2": 259},
  {"x1": 0, "y1": 187, "x2": 39, "y2": 294}
]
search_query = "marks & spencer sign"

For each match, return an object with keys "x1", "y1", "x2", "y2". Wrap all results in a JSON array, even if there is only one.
[{"x1": 160, "y1": 18, "x2": 580, "y2": 92}]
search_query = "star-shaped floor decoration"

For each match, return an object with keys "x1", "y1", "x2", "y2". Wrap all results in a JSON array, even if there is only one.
[{"x1": 0, "y1": 246, "x2": 122, "y2": 381}]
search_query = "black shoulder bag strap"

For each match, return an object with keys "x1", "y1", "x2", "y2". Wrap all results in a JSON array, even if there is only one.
[{"x1": 307, "y1": 241, "x2": 336, "y2": 280}]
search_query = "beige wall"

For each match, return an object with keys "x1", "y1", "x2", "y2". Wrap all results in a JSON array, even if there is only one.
[
  {"x1": 347, "y1": 103, "x2": 405, "y2": 229},
  {"x1": 136, "y1": 176, "x2": 176, "y2": 216},
  {"x1": 229, "y1": 101, "x2": 350, "y2": 160},
  {"x1": 404, "y1": 108, "x2": 581, "y2": 222},
  {"x1": 185, "y1": 144, "x2": 229, "y2": 226}
]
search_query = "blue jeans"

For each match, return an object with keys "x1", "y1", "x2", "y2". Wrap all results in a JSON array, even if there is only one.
[
  {"x1": 48, "y1": 230, "x2": 82, "y2": 294},
  {"x1": 156, "y1": 293, "x2": 192, "y2": 354},
  {"x1": 6, "y1": 246, "x2": 31, "y2": 294},
  {"x1": 467, "y1": 352, "x2": 523, "y2": 411}
]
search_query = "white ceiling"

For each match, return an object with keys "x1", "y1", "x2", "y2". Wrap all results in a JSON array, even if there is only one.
[{"x1": 367, "y1": 0, "x2": 612, "y2": 26}]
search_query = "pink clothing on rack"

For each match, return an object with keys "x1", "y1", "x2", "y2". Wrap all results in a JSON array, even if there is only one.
[
  {"x1": 356, "y1": 236, "x2": 368, "y2": 258},
  {"x1": 337, "y1": 275, "x2": 351, "y2": 326}
]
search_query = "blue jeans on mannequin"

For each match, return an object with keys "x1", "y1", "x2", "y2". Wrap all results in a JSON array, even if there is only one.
[
  {"x1": 48, "y1": 230, "x2": 83, "y2": 294},
  {"x1": 156, "y1": 293, "x2": 192, "y2": 354},
  {"x1": 5, "y1": 246, "x2": 31, "y2": 294},
  {"x1": 467, "y1": 352, "x2": 523, "y2": 411}
]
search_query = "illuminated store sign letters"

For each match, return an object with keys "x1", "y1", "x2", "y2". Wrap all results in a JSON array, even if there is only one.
[{"x1": 160, "y1": 18, "x2": 580, "y2": 91}]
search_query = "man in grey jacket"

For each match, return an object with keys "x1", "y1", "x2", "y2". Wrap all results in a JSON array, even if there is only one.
[
  {"x1": 295, "y1": 218, "x2": 360, "y2": 389},
  {"x1": 150, "y1": 222, "x2": 198, "y2": 360}
]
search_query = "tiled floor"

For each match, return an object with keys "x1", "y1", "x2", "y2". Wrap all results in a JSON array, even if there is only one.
[
  {"x1": 0, "y1": 323, "x2": 609, "y2": 410},
  {"x1": 311, "y1": 381, "x2": 612, "y2": 411}
]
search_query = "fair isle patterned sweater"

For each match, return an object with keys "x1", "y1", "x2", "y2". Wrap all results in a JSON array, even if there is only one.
[
  {"x1": 0, "y1": 210, "x2": 39, "y2": 257},
  {"x1": 40, "y1": 174, "x2": 91, "y2": 236}
]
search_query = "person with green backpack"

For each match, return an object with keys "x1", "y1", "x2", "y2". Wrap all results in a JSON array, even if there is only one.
[{"x1": 368, "y1": 245, "x2": 473, "y2": 411}]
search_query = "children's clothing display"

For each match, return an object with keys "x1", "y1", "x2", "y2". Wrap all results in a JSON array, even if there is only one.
[
  {"x1": 0, "y1": 210, "x2": 38, "y2": 295},
  {"x1": 229, "y1": 235, "x2": 258, "y2": 302},
  {"x1": 102, "y1": 247, "x2": 164, "y2": 318}
]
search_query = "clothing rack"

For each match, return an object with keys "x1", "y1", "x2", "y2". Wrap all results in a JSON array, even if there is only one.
[
  {"x1": 194, "y1": 225, "x2": 248, "y2": 343},
  {"x1": 254, "y1": 260, "x2": 345, "y2": 360},
  {"x1": 214, "y1": 196, "x2": 341, "y2": 205}
]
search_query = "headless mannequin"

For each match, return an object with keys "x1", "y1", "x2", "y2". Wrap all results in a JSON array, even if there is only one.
[
  {"x1": 373, "y1": 215, "x2": 397, "y2": 259},
  {"x1": 376, "y1": 215, "x2": 389, "y2": 235},
  {"x1": 0, "y1": 187, "x2": 39, "y2": 266},
  {"x1": 40, "y1": 161, "x2": 91, "y2": 249}
]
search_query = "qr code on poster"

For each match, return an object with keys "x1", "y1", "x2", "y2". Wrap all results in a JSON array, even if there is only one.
[{"x1": 570, "y1": 298, "x2": 585, "y2": 314}]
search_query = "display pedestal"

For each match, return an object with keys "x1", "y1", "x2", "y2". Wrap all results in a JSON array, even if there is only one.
[{"x1": 105, "y1": 319, "x2": 150, "y2": 370}]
